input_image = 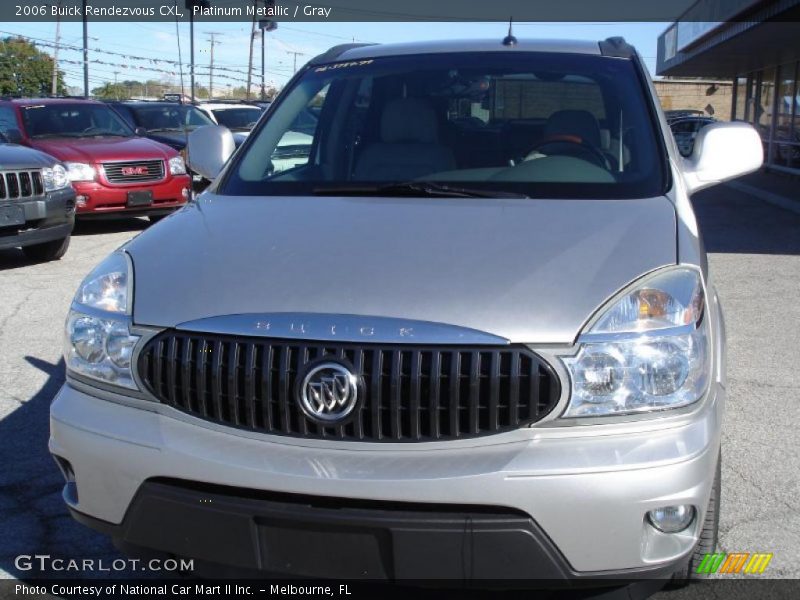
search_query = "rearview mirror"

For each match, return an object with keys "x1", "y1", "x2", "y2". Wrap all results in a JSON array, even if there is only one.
[
  {"x1": 683, "y1": 122, "x2": 763, "y2": 194},
  {"x1": 186, "y1": 125, "x2": 235, "y2": 181}
]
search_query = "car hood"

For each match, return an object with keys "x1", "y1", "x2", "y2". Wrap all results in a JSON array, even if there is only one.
[
  {"x1": 144, "y1": 131, "x2": 187, "y2": 150},
  {"x1": 126, "y1": 194, "x2": 677, "y2": 344},
  {"x1": 29, "y1": 136, "x2": 175, "y2": 163},
  {"x1": 232, "y1": 131, "x2": 249, "y2": 146},
  {"x1": 0, "y1": 143, "x2": 61, "y2": 168}
]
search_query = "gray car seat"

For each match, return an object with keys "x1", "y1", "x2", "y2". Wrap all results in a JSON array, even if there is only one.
[{"x1": 353, "y1": 98, "x2": 456, "y2": 181}]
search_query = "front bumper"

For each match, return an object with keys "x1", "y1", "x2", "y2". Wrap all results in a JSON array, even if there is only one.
[
  {"x1": 72, "y1": 175, "x2": 190, "y2": 216},
  {"x1": 0, "y1": 187, "x2": 75, "y2": 250},
  {"x1": 50, "y1": 382, "x2": 723, "y2": 577}
]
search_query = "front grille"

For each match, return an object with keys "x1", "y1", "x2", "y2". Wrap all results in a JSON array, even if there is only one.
[
  {"x1": 138, "y1": 332, "x2": 561, "y2": 442},
  {"x1": 0, "y1": 170, "x2": 43, "y2": 200},
  {"x1": 102, "y1": 159, "x2": 165, "y2": 184}
]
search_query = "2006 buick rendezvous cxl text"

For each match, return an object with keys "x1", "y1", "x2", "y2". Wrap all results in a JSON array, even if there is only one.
[{"x1": 50, "y1": 37, "x2": 763, "y2": 583}]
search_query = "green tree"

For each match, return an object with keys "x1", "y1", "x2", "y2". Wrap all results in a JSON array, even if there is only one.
[
  {"x1": 0, "y1": 37, "x2": 65, "y2": 97},
  {"x1": 91, "y1": 82, "x2": 131, "y2": 100}
]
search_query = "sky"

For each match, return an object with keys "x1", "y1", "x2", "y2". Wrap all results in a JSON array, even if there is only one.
[{"x1": 0, "y1": 21, "x2": 670, "y2": 93}]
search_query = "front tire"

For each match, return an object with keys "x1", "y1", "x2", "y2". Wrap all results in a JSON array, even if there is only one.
[
  {"x1": 22, "y1": 235, "x2": 70, "y2": 262},
  {"x1": 671, "y1": 451, "x2": 721, "y2": 585}
]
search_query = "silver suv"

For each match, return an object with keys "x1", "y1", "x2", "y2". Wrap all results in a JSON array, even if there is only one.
[
  {"x1": 0, "y1": 137, "x2": 75, "y2": 261},
  {"x1": 51, "y1": 38, "x2": 762, "y2": 583}
]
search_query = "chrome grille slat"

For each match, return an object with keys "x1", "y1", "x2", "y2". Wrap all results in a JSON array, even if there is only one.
[
  {"x1": 138, "y1": 332, "x2": 561, "y2": 442},
  {"x1": 0, "y1": 170, "x2": 44, "y2": 200}
]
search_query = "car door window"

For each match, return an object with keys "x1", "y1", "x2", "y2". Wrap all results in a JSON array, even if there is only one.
[{"x1": 270, "y1": 85, "x2": 327, "y2": 175}]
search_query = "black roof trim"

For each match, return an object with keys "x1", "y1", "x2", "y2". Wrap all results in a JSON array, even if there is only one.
[
  {"x1": 308, "y1": 43, "x2": 377, "y2": 66},
  {"x1": 598, "y1": 36, "x2": 635, "y2": 58}
]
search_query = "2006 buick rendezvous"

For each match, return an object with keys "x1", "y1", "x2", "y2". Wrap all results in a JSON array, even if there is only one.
[{"x1": 50, "y1": 38, "x2": 762, "y2": 583}]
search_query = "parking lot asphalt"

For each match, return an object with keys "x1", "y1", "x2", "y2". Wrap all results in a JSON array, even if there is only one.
[{"x1": 0, "y1": 183, "x2": 798, "y2": 588}]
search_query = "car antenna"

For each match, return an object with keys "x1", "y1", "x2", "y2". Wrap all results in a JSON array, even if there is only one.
[{"x1": 502, "y1": 17, "x2": 517, "y2": 46}]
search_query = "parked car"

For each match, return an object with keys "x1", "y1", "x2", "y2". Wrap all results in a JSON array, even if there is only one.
[
  {"x1": 664, "y1": 109, "x2": 706, "y2": 122},
  {"x1": 191, "y1": 102, "x2": 315, "y2": 174},
  {"x1": 669, "y1": 116, "x2": 716, "y2": 157},
  {"x1": 0, "y1": 99, "x2": 191, "y2": 222},
  {"x1": 193, "y1": 102, "x2": 263, "y2": 145},
  {"x1": 105, "y1": 100, "x2": 215, "y2": 153},
  {"x1": 0, "y1": 134, "x2": 75, "y2": 261},
  {"x1": 52, "y1": 37, "x2": 763, "y2": 585}
]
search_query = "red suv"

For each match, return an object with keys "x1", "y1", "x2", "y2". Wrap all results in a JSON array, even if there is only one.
[{"x1": 0, "y1": 99, "x2": 191, "y2": 220}]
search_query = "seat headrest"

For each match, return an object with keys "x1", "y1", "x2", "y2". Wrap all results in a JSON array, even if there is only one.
[
  {"x1": 544, "y1": 110, "x2": 602, "y2": 148},
  {"x1": 380, "y1": 98, "x2": 439, "y2": 144}
]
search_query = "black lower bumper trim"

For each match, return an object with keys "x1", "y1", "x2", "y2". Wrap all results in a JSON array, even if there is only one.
[
  {"x1": 0, "y1": 221, "x2": 73, "y2": 250},
  {"x1": 68, "y1": 479, "x2": 685, "y2": 583},
  {"x1": 76, "y1": 207, "x2": 181, "y2": 219}
]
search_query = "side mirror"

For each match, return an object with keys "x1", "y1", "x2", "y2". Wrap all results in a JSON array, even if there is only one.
[
  {"x1": 683, "y1": 122, "x2": 763, "y2": 194},
  {"x1": 186, "y1": 125, "x2": 235, "y2": 181},
  {"x1": 134, "y1": 126, "x2": 147, "y2": 137},
  {"x1": 4, "y1": 128, "x2": 23, "y2": 144}
]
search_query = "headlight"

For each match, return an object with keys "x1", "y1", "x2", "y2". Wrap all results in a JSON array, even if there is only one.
[
  {"x1": 65, "y1": 252, "x2": 140, "y2": 390},
  {"x1": 169, "y1": 155, "x2": 187, "y2": 175},
  {"x1": 42, "y1": 164, "x2": 70, "y2": 191},
  {"x1": 65, "y1": 161, "x2": 96, "y2": 182},
  {"x1": 561, "y1": 267, "x2": 710, "y2": 417}
]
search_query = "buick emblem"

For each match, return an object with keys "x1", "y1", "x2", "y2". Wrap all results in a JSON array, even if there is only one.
[{"x1": 298, "y1": 362, "x2": 359, "y2": 423}]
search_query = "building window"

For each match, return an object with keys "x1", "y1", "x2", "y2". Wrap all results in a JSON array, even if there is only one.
[
  {"x1": 771, "y1": 61, "x2": 799, "y2": 171},
  {"x1": 744, "y1": 75, "x2": 756, "y2": 123},
  {"x1": 733, "y1": 76, "x2": 747, "y2": 121}
]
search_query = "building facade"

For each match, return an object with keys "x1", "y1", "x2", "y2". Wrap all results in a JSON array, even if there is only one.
[{"x1": 657, "y1": 0, "x2": 800, "y2": 174}]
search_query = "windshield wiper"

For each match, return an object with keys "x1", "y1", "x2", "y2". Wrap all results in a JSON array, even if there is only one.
[
  {"x1": 30, "y1": 133, "x2": 84, "y2": 139},
  {"x1": 147, "y1": 127, "x2": 183, "y2": 133},
  {"x1": 85, "y1": 132, "x2": 128, "y2": 137},
  {"x1": 312, "y1": 182, "x2": 528, "y2": 199}
]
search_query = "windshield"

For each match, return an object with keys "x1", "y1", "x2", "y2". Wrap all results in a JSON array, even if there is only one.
[
  {"x1": 22, "y1": 103, "x2": 133, "y2": 138},
  {"x1": 126, "y1": 104, "x2": 214, "y2": 132},
  {"x1": 211, "y1": 107, "x2": 262, "y2": 130},
  {"x1": 224, "y1": 52, "x2": 666, "y2": 199}
]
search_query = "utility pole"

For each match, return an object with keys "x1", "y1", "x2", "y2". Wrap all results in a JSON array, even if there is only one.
[
  {"x1": 245, "y1": 0, "x2": 257, "y2": 100},
  {"x1": 258, "y1": 4, "x2": 277, "y2": 101},
  {"x1": 82, "y1": 0, "x2": 88, "y2": 97},
  {"x1": 189, "y1": 3, "x2": 195, "y2": 101},
  {"x1": 51, "y1": 0, "x2": 61, "y2": 96},
  {"x1": 204, "y1": 32, "x2": 222, "y2": 99},
  {"x1": 260, "y1": 28, "x2": 266, "y2": 100},
  {"x1": 185, "y1": 1, "x2": 209, "y2": 102}
]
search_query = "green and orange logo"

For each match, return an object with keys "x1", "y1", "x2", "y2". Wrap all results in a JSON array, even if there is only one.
[{"x1": 696, "y1": 552, "x2": 773, "y2": 575}]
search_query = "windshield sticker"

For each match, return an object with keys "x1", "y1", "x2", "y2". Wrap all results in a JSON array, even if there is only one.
[{"x1": 314, "y1": 60, "x2": 374, "y2": 73}]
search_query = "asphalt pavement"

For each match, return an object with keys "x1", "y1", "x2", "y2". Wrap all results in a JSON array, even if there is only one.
[{"x1": 0, "y1": 182, "x2": 798, "y2": 590}]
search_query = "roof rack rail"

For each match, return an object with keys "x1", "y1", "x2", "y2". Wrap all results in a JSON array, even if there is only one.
[
  {"x1": 1, "y1": 94, "x2": 90, "y2": 100},
  {"x1": 599, "y1": 36, "x2": 635, "y2": 58},
  {"x1": 197, "y1": 98, "x2": 260, "y2": 104},
  {"x1": 308, "y1": 43, "x2": 376, "y2": 66}
]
